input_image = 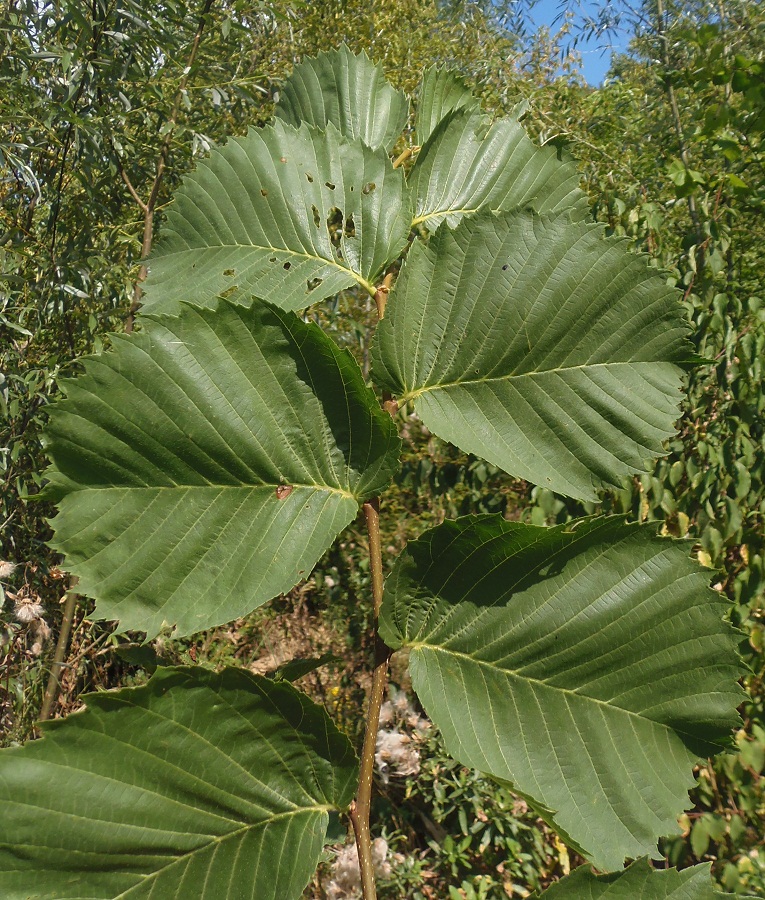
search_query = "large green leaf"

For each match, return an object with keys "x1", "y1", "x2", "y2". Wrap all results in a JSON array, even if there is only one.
[
  {"x1": 0, "y1": 667, "x2": 357, "y2": 900},
  {"x1": 142, "y1": 121, "x2": 411, "y2": 315},
  {"x1": 44, "y1": 300, "x2": 400, "y2": 638},
  {"x1": 275, "y1": 45, "x2": 408, "y2": 152},
  {"x1": 415, "y1": 66, "x2": 480, "y2": 146},
  {"x1": 372, "y1": 211, "x2": 693, "y2": 501},
  {"x1": 409, "y1": 108, "x2": 588, "y2": 230},
  {"x1": 379, "y1": 516, "x2": 743, "y2": 870},
  {"x1": 536, "y1": 859, "x2": 743, "y2": 898}
]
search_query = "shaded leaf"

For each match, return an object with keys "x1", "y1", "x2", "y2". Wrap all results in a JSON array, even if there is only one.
[
  {"x1": 43, "y1": 300, "x2": 400, "y2": 638},
  {"x1": 143, "y1": 121, "x2": 410, "y2": 315},
  {"x1": 415, "y1": 66, "x2": 480, "y2": 146},
  {"x1": 372, "y1": 211, "x2": 694, "y2": 500},
  {"x1": 409, "y1": 109, "x2": 588, "y2": 230},
  {"x1": 0, "y1": 667, "x2": 357, "y2": 899},
  {"x1": 535, "y1": 858, "x2": 746, "y2": 898},
  {"x1": 380, "y1": 515, "x2": 743, "y2": 870},
  {"x1": 275, "y1": 45, "x2": 408, "y2": 152},
  {"x1": 270, "y1": 653, "x2": 342, "y2": 682}
]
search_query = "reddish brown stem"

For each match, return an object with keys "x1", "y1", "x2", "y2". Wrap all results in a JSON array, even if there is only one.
[{"x1": 351, "y1": 498, "x2": 392, "y2": 900}]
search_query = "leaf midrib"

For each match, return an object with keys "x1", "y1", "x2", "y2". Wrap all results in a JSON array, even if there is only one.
[
  {"x1": 114, "y1": 806, "x2": 332, "y2": 899},
  {"x1": 399, "y1": 359, "x2": 673, "y2": 402},
  {"x1": 62, "y1": 483, "x2": 356, "y2": 500},
  {"x1": 151, "y1": 243, "x2": 377, "y2": 298}
]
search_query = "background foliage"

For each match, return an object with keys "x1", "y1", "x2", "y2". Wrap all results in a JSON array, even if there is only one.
[{"x1": 1, "y1": 0, "x2": 763, "y2": 896}]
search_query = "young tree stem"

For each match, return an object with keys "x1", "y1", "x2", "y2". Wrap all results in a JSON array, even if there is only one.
[
  {"x1": 351, "y1": 496, "x2": 393, "y2": 899},
  {"x1": 38, "y1": 587, "x2": 79, "y2": 724}
]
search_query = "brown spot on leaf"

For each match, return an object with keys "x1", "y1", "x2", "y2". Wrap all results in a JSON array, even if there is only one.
[{"x1": 275, "y1": 485, "x2": 294, "y2": 499}]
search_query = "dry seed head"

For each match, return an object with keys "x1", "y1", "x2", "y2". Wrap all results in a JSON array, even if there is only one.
[{"x1": 14, "y1": 593, "x2": 45, "y2": 623}]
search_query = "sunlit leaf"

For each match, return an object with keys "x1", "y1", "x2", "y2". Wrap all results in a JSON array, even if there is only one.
[
  {"x1": 409, "y1": 108, "x2": 588, "y2": 230},
  {"x1": 276, "y1": 45, "x2": 408, "y2": 151},
  {"x1": 0, "y1": 667, "x2": 357, "y2": 899},
  {"x1": 44, "y1": 300, "x2": 400, "y2": 638},
  {"x1": 380, "y1": 515, "x2": 743, "y2": 870},
  {"x1": 372, "y1": 211, "x2": 694, "y2": 500},
  {"x1": 415, "y1": 66, "x2": 480, "y2": 146},
  {"x1": 143, "y1": 121, "x2": 410, "y2": 314}
]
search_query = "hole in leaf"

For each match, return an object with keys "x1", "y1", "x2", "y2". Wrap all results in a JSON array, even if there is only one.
[
  {"x1": 269, "y1": 257, "x2": 277, "y2": 263},
  {"x1": 220, "y1": 285, "x2": 238, "y2": 299},
  {"x1": 326, "y1": 207, "x2": 343, "y2": 250},
  {"x1": 223, "y1": 268, "x2": 236, "y2": 277},
  {"x1": 260, "y1": 188, "x2": 268, "y2": 197},
  {"x1": 502, "y1": 264, "x2": 509, "y2": 271},
  {"x1": 311, "y1": 205, "x2": 321, "y2": 229},
  {"x1": 283, "y1": 262, "x2": 292, "y2": 270},
  {"x1": 344, "y1": 214, "x2": 356, "y2": 239},
  {"x1": 362, "y1": 182, "x2": 376, "y2": 195},
  {"x1": 325, "y1": 181, "x2": 335, "y2": 190},
  {"x1": 306, "y1": 173, "x2": 314, "y2": 183},
  {"x1": 306, "y1": 277, "x2": 323, "y2": 293}
]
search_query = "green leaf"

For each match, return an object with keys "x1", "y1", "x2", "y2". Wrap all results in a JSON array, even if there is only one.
[
  {"x1": 43, "y1": 300, "x2": 400, "y2": 638},
  {"x1": 379, "y1": 515, "x2": 743, "y2": 870},
  {"x1": 0, "y1": 667, "x2": 357, "y2": 899},
  {"x1": 275, "y1": 45, "x2": 408, "y2": 152},
  {"x1": 535, "y1": 858, "x2": 738, "y2": 898},
  {"x1": 270, "y1": 653, "x2": 342, "y2": 682},
  {"x1": 142, "y1": 121, "x2": 411, "y2": 315},
  {"x1": 415, "y1": 66, "x2": 480, "y2": 146},
  {"x1": 372, "y1": 211, "x2": 693, "y2": 501},
  {"x1": 409, "y1": 110, "x2": 588, "y2": 230}
]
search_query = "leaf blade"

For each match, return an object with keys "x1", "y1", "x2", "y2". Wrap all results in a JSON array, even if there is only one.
[
  {"x1": 535, "y1": 858, "x2": 745, "y2": 898},
  {"x1": 372, "y1": 211, "x2": 692, "y2": 500},
  {"x1": 380, "y1": 516, "x2": 743, "y2": 870},
  {"x1": 275, "y1": 45, "x2": 408, "y2": 151},
  {"x1": 0, "y1": 667, "x2": 357, "y2": 900},
  {"x1": 143, "y1": 121, "x2": 411, "y2": 315},
  {"x1": 409, "y1": 109, "x2": 589, "y2": 229},
  {"x1": 415, "y1": 66, "x2": 480, "y2": 146},
  {"x1": 44, "y1": 300, "x2": 400, "y2": 637}
]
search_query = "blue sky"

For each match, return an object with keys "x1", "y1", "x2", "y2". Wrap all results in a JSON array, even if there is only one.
[{"x1": 524, "y1": 0, "x2": 630, "y2": 85}]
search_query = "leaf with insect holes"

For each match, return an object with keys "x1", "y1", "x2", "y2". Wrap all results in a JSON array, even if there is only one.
[
  {"x1": 142, "y1": 120, "x2": 411, "y2": 315},
  {"x1": 43, "y1": 299, "x2": 400, "y2": 638},
  {"x1": 0, "y1": 667, "x2": 357, "y2": 900}
]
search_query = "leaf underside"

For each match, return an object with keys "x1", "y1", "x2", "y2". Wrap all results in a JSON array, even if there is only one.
[
  {"x1": 536, "y1": 858, "x2": 745, "y2": 898},
  {"x1": 0, "y1": 668, "x2": 357, "y2": 900},
  {"x1": 142, "y1": 120, "x2": 411, "y2": 315},
  {"x1": 415, "y1": 66, "x2": 481, "y2": 146},
  {"x1": 276, "y1": 44, "x2": 409, "y2": 150},
  {"x1": 43, "y1": 300, "x2": 400, "y2": 638},
  {"x1": 409, "y1": 107, "x2": 589, "y2": 230},
  {"x1": 380, "y1": 515, "x2": 743, "y2": 870},
  {"x1": 372, "y1": 210, "x2": 693, "y2": 500},
  {"x1": 276, "y1": 45, "x2": 409, "y2": 152}
]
